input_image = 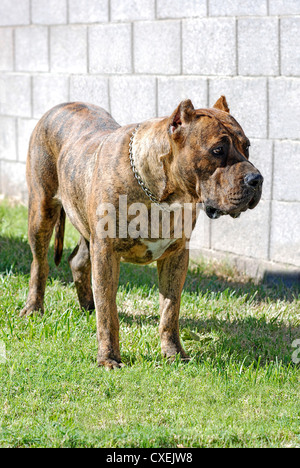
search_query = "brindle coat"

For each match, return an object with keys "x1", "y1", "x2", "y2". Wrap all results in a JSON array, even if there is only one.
[{"x1": 21, "y1": 96, "x2": 263, "y2": 368}]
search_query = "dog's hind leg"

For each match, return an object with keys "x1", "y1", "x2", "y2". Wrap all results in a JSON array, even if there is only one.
[
  {"x1": 20, "y1": 125, "x2": 61, "y2": 317},
  {"x1": 20, "y1": 194, "x2": 60, "y2": 317},
  {"x1": 68, "y1": 236, "x2": 95, "y2": 311}
]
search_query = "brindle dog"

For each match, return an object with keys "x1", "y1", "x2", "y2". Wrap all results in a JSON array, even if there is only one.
[{"x1": 21, "y1": 96, "x2": 263, "y2": 369}]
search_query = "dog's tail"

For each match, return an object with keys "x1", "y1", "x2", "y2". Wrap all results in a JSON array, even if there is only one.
[{"x1": 54, "y1": 207, "x2": 66, "y2": 267}]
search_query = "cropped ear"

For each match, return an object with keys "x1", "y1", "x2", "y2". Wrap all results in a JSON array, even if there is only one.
[
  {"x1": 213, "y1": 95, "x2": 230, "y2": 113},
  {"x1": 169, "y1": 99, "x2": 195, "y2": 136}
]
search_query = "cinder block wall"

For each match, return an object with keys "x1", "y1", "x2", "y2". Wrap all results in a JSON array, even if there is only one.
[{"x1": 0, "y1": 0, "x2": 299, "y2": 275}]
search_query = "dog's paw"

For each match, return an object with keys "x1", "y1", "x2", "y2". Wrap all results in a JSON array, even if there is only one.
[
  {"x1": 164, "y1": 354, "x2": 191, "y2": 363},
  {"x1": 162, "y1": 345, "x2": 190, "y2": 362},
  {"x1": 19, "y1": 302, "x2": 44, "y2": 318},
  {"x1": 98, "y1": 358, "x2": 125, "y2": 370}
]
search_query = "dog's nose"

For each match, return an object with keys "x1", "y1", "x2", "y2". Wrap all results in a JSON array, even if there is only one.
[{"x1": 244, "y1": 173, "x2": 263, "y2": 189}]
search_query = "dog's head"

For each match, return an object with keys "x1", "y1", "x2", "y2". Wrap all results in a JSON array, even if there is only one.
[{"x1": 166, "y1": 97, "x2": 263, "y2": 219}]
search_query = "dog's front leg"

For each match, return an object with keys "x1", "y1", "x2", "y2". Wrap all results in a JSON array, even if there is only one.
[
  {"x1": 90, "y1": 238, "x2": 122, "y2": 369},
  {"x1": 157, "y1": 248, "x2": 190, "y2": 360}
]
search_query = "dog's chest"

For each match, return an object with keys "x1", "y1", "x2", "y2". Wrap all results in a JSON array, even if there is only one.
[{"x1": 142, "y1": 238, "x2": 177, "y2": 261}]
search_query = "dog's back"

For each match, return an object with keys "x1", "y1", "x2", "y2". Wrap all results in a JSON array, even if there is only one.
[{"x1": 28, "y1": 102, "x2": 119, "y2": 167}]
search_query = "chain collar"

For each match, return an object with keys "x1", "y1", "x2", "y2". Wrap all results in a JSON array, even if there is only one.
[{"x1": 129, "y1": 125, "x2": 170, "y2": 211}]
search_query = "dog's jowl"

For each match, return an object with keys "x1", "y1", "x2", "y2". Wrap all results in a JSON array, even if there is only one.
[{"x1": 21, "y1": 96, "x2": 263, "y2": 369}]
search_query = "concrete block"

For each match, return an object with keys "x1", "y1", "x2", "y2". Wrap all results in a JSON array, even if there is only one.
[
  {"x1": 0, "y1": 74, "x2": 31, "y2": 118},
  {"x1": 69, "y1": 0, "x2": 109, "y2": 23},
  {"x1": 17, "y1": 118, "x2": 38, "y2": 163},
  {"x1": 270, "y1": 201, "x2": 300, "y2": 267},
  {"x1": 249, "y1": 139, "x2": 272, "y2": 200},
  {"x1": 238, "y1": 18, "x2": 279, "y2": 76},
  {"x1": 269, "y1": 0, "x2": 300, "y2": 15},
  {"x1": 269, "y1": 78, "x2": 300, "y2": 140},
  {"x1": 110, "y1": 76, "x2": 156, "y2": 125},
  {"x1": 157, "y1": 0, "x2": 207, "y2": 18},
  {"x1": 210, "y1": 200, "x2": 270, "y2": 260},
  {"x1": 70, "y1": 75, "x2": 109, "y2": 110},
  {"x1": 31, "y1": 0, "x2": 67, "y2": 25},
  {"x1": 134, "y1": 20, "x2": 181, "y2": 75},
  {"x1": 209, "y1": 0, "x2": 267, "y2": 16},
  {"x1": 89, "y1": 24, "x2": 132, "y2": 74},
  {"x1": 281, "y1": 18, "x2": 300, "y2": 76},
  {"x1": 191, "y1": 248, "x2": 300, "y2": 282},
  {"x1": 0, "y1": 28, "x2": 14, "y2": 71},
  {"x1": 182, "y1": 18, "x2": 236, "y2": 75},
  {"x1": 111, "y1": 0, "x2": 155, "y2": 21},
  {"x1": 0, "y1": 116, "x2": 17, "y2": 161},
  {"x1": 33, "y1": 75, "x2": 69, "y2": 119},
  {"x1": 15, "y1": 26, "x2": 49, "y2": 72},
  {"x1": 50, "y1": 26, "x2": 87, "y2": 73},
  {"x1": 0, "y1": 0, "x2": 30, "y2": 26},
  {"x1": 209, "y1": 77, "x2": 267, "y2": 139},
  {"x1": 158, "y1": 77, "x2": 208, "y2": 116},
  {"x1": 0, "y1": 161, "x2": 27, "y2": 200},
  {"x1": 273, "y1": 141, "x2": 300, "y2": 202}
]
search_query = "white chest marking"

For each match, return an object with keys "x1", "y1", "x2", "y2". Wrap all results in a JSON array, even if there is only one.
[{"x1": 143, "y1": 239, "x2": 177, "y2": 260}]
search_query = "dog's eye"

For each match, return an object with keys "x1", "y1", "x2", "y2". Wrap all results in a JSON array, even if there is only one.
[{"x1": 212, "y1": 146, "x2": 224, "y2": 156}]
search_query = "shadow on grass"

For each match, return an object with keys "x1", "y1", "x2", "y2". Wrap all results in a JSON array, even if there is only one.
[
  {"x1": 1, "y1": 235, "x2": 300, "y2": 366},
  {"x1": 120, "y1": 311, "x2": 300, "y2": 366},
  {"x1": 1, "y1": 234, "x2": 300, "y2": 298},
  {"x1": 1, "y1": 234, "x2": 299, "y2": 303}
]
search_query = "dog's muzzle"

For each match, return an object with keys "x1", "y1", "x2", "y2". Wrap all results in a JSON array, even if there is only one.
[{"x1": 205, "y1": 172, "x2": 264, "y2": 220}]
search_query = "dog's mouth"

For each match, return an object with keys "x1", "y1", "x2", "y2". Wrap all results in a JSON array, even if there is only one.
[
  {"x1": 202, "y1": 168, "x2": 263, "y2": 220},
  {"x1": 204, "y1": 205, "x2": 242, "y2": 219},
  {"x1": 204, "y1": 206, "x2": 226, "y2": 219},
  {"x1": 204, "y1": 191, "x2": 261, "y2": 220}
]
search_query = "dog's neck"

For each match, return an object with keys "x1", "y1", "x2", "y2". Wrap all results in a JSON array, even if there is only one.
[{"x1": 131, "y1": 118, "x2": 177, "y2": 203}]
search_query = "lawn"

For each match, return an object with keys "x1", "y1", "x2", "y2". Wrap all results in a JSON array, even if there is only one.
[{"x1": 0, "y1": 200, "x2": 299, "y2": 448}]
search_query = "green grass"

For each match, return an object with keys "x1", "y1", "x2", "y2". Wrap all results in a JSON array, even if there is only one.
[{"x1": 0, "y1": 200, "x2": 299, "y2": 448}]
